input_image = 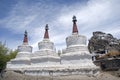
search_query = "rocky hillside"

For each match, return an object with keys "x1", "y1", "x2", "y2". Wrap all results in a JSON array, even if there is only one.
[{"x1": 88, "y1": 31, "x2": 120, "y2": 54}]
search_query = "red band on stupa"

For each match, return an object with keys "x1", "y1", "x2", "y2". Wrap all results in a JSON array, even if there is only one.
[
  {"x1": 72, "y1": 16, "x2": 78, "y2": 33},
  {"x1": 44, "y1": 24, "x2": 49, "y2": 39}
]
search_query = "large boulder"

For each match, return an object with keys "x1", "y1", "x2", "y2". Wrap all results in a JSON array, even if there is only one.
[{"x1": 88, "y1": 31, "x2": 120, "y2": 54}]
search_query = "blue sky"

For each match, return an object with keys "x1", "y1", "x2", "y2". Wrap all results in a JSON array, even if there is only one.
[{"x1": 0, "y1": 0, "x2": 120, "y2": 51}]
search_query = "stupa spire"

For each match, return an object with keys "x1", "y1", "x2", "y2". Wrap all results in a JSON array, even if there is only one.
[
  {"x1": 72, "y1": 16, "x2": 78, "y2": 34},
  {"x1": 44, "y1": 24, "x2": 49, "y2": 39},
  {"x1": 23, "y1": 30, "x2": 28, "y2": 45}
]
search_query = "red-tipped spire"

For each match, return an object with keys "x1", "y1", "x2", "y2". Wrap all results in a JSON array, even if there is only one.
[
  {"x1": 23, "y1": 30, "x2": 28, "y2": 44},
  {"x1": 44, "y1": 24, "x2": 49, "y2": 39},
  {"x1": 72, "y1": 16, "x2": 78, "y2": 34}
]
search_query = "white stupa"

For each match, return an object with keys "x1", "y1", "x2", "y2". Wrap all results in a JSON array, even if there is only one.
[
  {"x1": 7, "y1": 31, "x2": 32, "y2": 70},
  {"x1": 61, "y1": 16, "x2": 95, "y2": 68},
  {"x1": 6, "y1": 16, "x2": 99, "y2": 76},
  {"x1": 31, "y1": 24, "x2": 60, "y2": 67}
]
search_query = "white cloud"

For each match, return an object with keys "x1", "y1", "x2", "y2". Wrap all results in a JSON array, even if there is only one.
[{"x1": 0, "y1": 0, "x2": 120, "y2": 52}]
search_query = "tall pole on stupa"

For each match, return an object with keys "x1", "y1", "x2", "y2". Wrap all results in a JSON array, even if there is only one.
[
  {"x1": 44, "y1": 24, "x2": 49, "y2": 39},
  {"x1": 23, "y1": 30, "x2": 28, "y2": 45},
  {"x1": 72, "y1": 16, "x2": 78, "y2": 34}
]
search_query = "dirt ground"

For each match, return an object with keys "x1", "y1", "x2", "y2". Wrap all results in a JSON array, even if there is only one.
[{"x1": 0, "y1": 71, "x2": 120, "y2": 80}]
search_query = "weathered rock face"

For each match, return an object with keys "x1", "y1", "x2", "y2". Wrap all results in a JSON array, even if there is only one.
[{"x1": 88, "y1": 31, "x2": 120, "y2": 54}]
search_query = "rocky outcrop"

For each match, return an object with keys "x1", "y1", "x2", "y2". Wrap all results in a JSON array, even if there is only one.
[{"x1": 88, "y1": 31, "x2": 120, "y2": 54}]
